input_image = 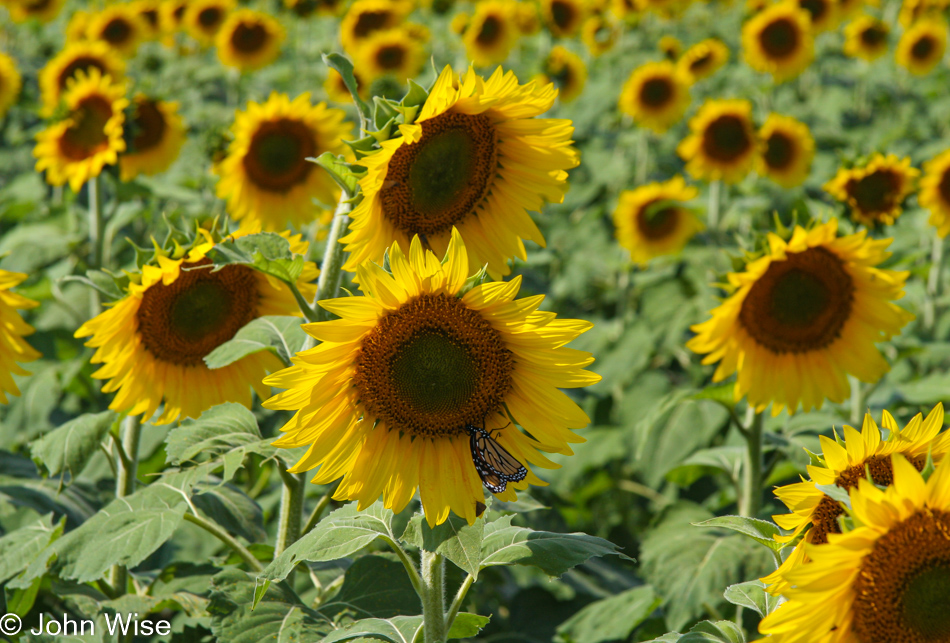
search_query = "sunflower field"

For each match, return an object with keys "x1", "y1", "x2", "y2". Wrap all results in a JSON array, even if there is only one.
[{"x1": 4, "y1": 0, "x2": 950, "y2": 640}]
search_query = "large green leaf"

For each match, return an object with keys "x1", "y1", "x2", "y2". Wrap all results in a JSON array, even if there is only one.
[
  {"x1": 555, "y1": 586, "x2": 662, "y2": 643},
  {"x1": 192, "y1": 481, "x2": 266, "y2": 543},
  {"x1": 321, "y1": 613, "x2": 490, "y2": 643},
  {"x1": 320, "y1": 555, "x2": 421, "y2": 619},
  {"x1": 208, "y1": 232, "x2": 304, "y2": 285},
  {"x1": 693, "y1": 516, "x2": 784, "y2": 552},
  {"x1": 0, "y1": 514, "x2": 64, "y2": 583},
  {"x1": 29, "y1": 411, "x2": 118, "y2": 479},
  {"x1": 723, "y1": 580, "x2": 781, "y2": 617},
  {"x1": 203, "y1": 315, "x2": 307, "y2": 370},
  {"x1": 400, "y1": 512, "x2": 484, "y2": 577}
]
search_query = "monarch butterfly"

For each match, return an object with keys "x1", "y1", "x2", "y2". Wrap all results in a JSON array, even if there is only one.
[{"x1": 465, "y1": 424, "x2": 528, "y2": 494}]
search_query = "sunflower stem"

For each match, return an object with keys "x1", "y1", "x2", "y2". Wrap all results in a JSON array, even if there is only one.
[
  {"x1": 302, "y1": 490, "x2": 333, "y2": 534},
  {"x1": 88, "y1": 175, "x2": 104, "y2": 315},
  {"x1": 849, "y1": 375, "x2": 865, "y2": 426},
  {"x1": 311, "y1": 194, "x2": 353, "y2": 324},
  {"x1": 182, "y1": 513, "x2": 264, "y2": 572},
  {"x1": 443, "y1": 573, "x2": 475, "y2": 634},
  {"x1": 275, "y1": 468, "x2": 305, "y2": 557},
  {"x1": 707, "y1": 180, "x2": 721, "y2": 229},
  {"x1": 419, "y1": 551, "x2": 447, "y2": 643},
  {"x1": 924, "y1": 234, "x2": 945, "y2": 334},
  {"x1": 289, "y1": 281, "x2": 320, "y2": 323},
  {"x1": 109, "y1": 414, "x2": 142, "y2": 595},
  {"x1": 739, "y1": 407, "x2": 763, "y2": 517}
]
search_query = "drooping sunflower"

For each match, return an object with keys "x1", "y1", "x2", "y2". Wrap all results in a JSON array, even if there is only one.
[
  {"x1": 677, "y1": 99, "x2": 758, "y2": 184},
  {"x1": 824, "y1": 154, "x2": 919, "y2": 227},
  {"x1": 340, "y1": 66, "x2": 579, "y2": 278},
  {"x1": 215, "y1": 9, "x2": 286, "y2": 72},
  {"x1": 119, "y1": 95, "x2": 186, "y2": 182},
  {"x1": 581, "y1": 13, "x2": 618, "y2": 56},
  {"x1": 263, "y1": 230, "x2": 599, "y2": 526},
  {"x1": 354, "y1": 27, "x2": 426, "y2": 83},
  {"x1": 0, "y1": 271, "x2": 41, "y2": 405},
  {"x1": 757, "y1": 113, "x2": 814, "y2": 188},
  {"x1": 613, "y1": 176, "x2": 703, "y2": 265},
  {"x1": 538, "y1": 45, "x2": 587, "y2": 103},
  {"x1": 339, "y1": 0, "x2": 412, "y2": 56},
  {"x1": 76, "y1": 230, "x2": 317, "y2": 424},
  {"x1": 919, "y1": 148, "x2": 950, "y2": 237},
  {"x1": 843, "y1": 15, "x2": 890, "y2": 60},
  {"x1": 214, "y1": 92, "x2": 351, "y2": 231},
  {"x1": 34, "y1": 69, "x2": 128, "y2": 192},
  {"x1": 742, "y1": 2, "x2": 815, "y2": 82},
  {"x1": 39, "y1": 41, "x2": 125, "y2": 116},
  {"x1": 183, "y1": 0, "x2": 235, "y2": 46},
  {"x1": 542, "y1": 0, "x2": 586, "y2": 37},
  {"x1": 463, "y1": 0, "x2": 520, "y2": 67},
  {"x1": 687, "y1": 219, "x2": 914, "y2": 416},
  {"x1": 792, "y1": 0, "x2": 837, "y2": 31},
  {"x1": 619, "y1": 61, "x2": 692, "y2": 134},
  {"x1": 85, "y1": 4, "x2": 148, "y2": 57},
  {"x1": 677, "y1": 38, "x2": 730, "y2": 82},
  {"x1": 6, "y1": 0, "x2": 64, "y2": 23},
  {"x1": 0, "y1": 52, "x2": 22, "y2": 121},
  {"x1": 658, "y1": 35, "x2": 683, "y2": 60},
  {"x1": 759, "y1": 455, "x2": 950, "y2": 643},
  {"x1": 896, "y1": 19, "x2": 948, "y2": 75},
  {"x1": 762, "y1": 404, "x2": 949, "y2": 595}
]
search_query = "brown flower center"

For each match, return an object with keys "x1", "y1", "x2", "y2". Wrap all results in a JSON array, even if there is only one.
[
  {"x1": 57, "y1": 57, "x2": 108, "y2": 92},
  {"x1": 551, "y1": 0, "x2": 577, "y2": 31},
  {"x1": 764, "y1": 131, "x2": 795, "y2": 170},
  {"x1": 353, "y1": 9, "x2": 390, "y2": 38},
  {"x1": 59, "y1": 96, "x2": 114, "y2": 161},
  {"x1": 938, "y1": 168, "x2": 950, "y2": 206},
  {"x1": 640, "y1": 76, "x2": 674, "y2": 108},
  {"x1": 477, "y1": 14, "x2": 503, "y2": 45},
  {"x1": 689, "y1": 52, "x2": 713, "y2": 74},
  {"x1": 760, "y1": 18, "x2": 800, "y2": 59},
  {"x1": 912, "y1": 35, "x2": 936, "y2": 61},
  {"x1": 846, "y1": 169, "x2": 902, "y2": 216},
  {"x1": 231, "y1": 22, "x2": 268, "y2": 54},
  {"x1": 701, "y1": 114, "x2": 753, "y2": 162},
  {"x1": 353, "y1": 293, "x2": 514, "y2": 437},
  {"x1": 799, "y1": 0, "x2": 827, "y2": 22},
  {"x1": 136, "y1": 260, "x2": 258, "y2": 366},
  {"x1": 129, "y1": 99, "x2": 167, "y2": 153},
  {"x1": 197, "y1": 7, "x2": 224, "y2": 31},
  {"x1": 738, "y1": 246, "x2": 854, "y2": 354},
  {"x1": 379, "y1": 111, "x2": 498, "y2": 238},
  {"x1": 636, "y1": 200, "x2": 681, "y2": 240},
  {"x1": 861, "y1": 24, "x2": 887, "y2": 47},
  {"x1": 376, "y1": 44, "x2": 406, "y2": 70},
  {"x1": 242, "y1": 119, "x2": 317, "y2": 192},
  {"x1": 102, "y1": 18, "x2": 133, "y2": 46}
]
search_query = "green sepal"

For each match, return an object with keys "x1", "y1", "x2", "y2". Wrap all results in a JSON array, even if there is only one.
[
  {"x1": 373, "y1": 96, "x2": 401, "y2": 130},
  {"x1": 401, "y1": 79, "x2": 429, "y2": 110},
  {"x1": 310, "y1": 152, "x2": 363, "y2": 196},
  {"x1": 457, "y1": 265, "x2": 490, "y2": 297}
]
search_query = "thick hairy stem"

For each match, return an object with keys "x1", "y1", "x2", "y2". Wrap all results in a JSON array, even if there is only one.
[
  {"x1": 420, "y1": 551, "x2": 447, "y2": 643},
  {"x1": 739, "y1": 408, "x2": 763, "y2": 517},
  {"x1": 275, "y1": 468, "x2": 305, "y2": 556},
  {"x1": 88, "y1": 176, "x2": 104, "y2": 315},
  {"x1": 183, "y1": 513, "x2": 264, "y2": 572},
  {"x1": 109, "y1": 415, "x2": 142, "y2": 594}
]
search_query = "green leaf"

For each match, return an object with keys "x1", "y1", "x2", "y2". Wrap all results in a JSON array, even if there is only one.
[
  {"x1": 680, "y1": 620, "x2": 745, "y2": 643},
  {"x1": 29, "y1": 411, "x2": 118, "y2": 479},
  {"x1": 723, "y1": 580, "x2": 781, "y2": 617},
  {"x1": 321, "y1": 555, "x2": 421, "y2": 619},
  {"x1": 204, "y1": 315, "x2": 307, "y2": 369},
  {"x1": 400, "y1": 512, "x2": 484, "y2": 577},
  {"x1": 693, "y1": 516, "x2": 784, "y2": 552},
  {"x1": 193, "y1": 482, "x2": 266, "y2": 543},
  {"x1": 208, "y1": 232, "x2": 304, "y2": 285},
  {"x1": 322, "y1": 616, "x2": 422, "y2": 643},
  {"x1": 323, "y1": 52, "x2": 371, "y2": 123},
  {"x1": 447, "y1": 613, "x2": 490, "y2": 638},
  {"x1": 815, "y1": 483, "x2": 852, "y2": 508},
  {"x1": 479, "y1": 515, "x2": 629, "y2": 577},
  {"x1": 666, "y1": 447, "x2": 744, "y2": 487},
  {"x1": 313, "y1": 152, "x2": 361, "y2": 196},
  {"x1": 5, "y1": 574, "x2": 42, "y2": 617},
  {"x1": 555, "y1": 586, "x2": 661, "y2": 643},
  {"x1": 0, "y1": 514, "x2": 65, "y2": 583}
]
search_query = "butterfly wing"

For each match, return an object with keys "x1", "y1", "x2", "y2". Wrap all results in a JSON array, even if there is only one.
[{"x1": 467, "y1": 425, "x2": 527, "y2": 493}]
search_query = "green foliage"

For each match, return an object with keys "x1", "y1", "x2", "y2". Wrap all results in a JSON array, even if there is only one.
[
  {"x1": 208, "y1": 233, "x2": 305, "y2": 285},
  {"x1": 204, "y1": 315, "x2": 308, "y2": 369},
  {"x1": 29, "y1": 411, "x2": 118, "y2": 479}
]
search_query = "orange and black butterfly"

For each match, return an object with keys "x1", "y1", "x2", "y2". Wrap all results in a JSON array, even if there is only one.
[{"x1": 465, "y1": 424, "x2": 528, "y2": 493}]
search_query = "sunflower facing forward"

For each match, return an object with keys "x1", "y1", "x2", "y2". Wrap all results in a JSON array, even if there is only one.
[
  {"x1": 613, "y1": 177, "x2": 703, "y2": 265},
  {"x1": 843, "y1": 15, "x2": 890, "y2": 61},
  {"x1": 340, "y1": 66, "x2": 578, "y2": 278},
  {"x1": 462, "y1": 0, "x2": 520, "y2": 67},
  {"x1": 0, "y1": 53, "x2": 22, "y2": 121},
  {"x1": 896, "y1": 18, "x2": 948, "y2": 75},
  {"x1": 678, "y1": 99, "x2": 758, "y2": 184},
  {"x1": 339, "y1": 0, "x2": 412, "y2": 55},
  {"x1": 34, "y1": 69, "x2": 128, "y2": 192},
  {"x1": 538, "y1": 45, "x2": 588, "y2": 103},
  {"x1": 85, "y1": 4, "x2": 148, "y2": 57},
  {"x1": 216, "y1": 9, "x2": 286, "y2": 72},
  {"x1": 687, "y1": 219, "x2": 914, "y2": 415},
  {"x1": 618, "y1": 61, "x2": 692, "y2": 134},
  {"x1": 542, "y1": 0, "x2": 586, "y2": 37},
  {"x1": 759, "y1": 455, "x2": 950, "y2": 643},
  {"x1": 75, "y1": 230, "x2": 317, "y2": 424},
  {"x1": 264, "y1": 230, "x2": 599, "y2": 526},
  {"x1": 183, "y1": 0, "x2": 235, "y2": 46},
  {"x1": 824, "y1": 153, "x2": 919, "y2": 227},
  {"x1": 39, "y1": 41, "x2": 125, "y2": 116},
  {"x1": 119, "y1": 95, "x2": 186, "y2": 181},
  {"x1": 355, "y1": 27, "x2": 426, "y2": 83},
  {"x1": 757, "y1": 113, "x2": 814, "y2": 188},
  {"x1": 214, "y1": 92, "x2": 351, "y2": 231},
  {"x1": 920, "y1": 148, "x2": 950, "y2": 237},
  {"x1": 742, "y1": 2, "x2": 815, "y2": 82},
  {"x1": 0, "y1": 271, "x2": 40, "y2": 405}
]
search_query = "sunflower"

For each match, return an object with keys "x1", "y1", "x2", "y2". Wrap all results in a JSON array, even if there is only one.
[
  {"x1": 610, "y1": 0, "x2": 640, "y2": 20},
  {"x1": 263, "y1": 230, "x2": 599, "y2": 526},
  {"x1": 463, "y1": 0, "x2": 520, "y2": 67},
  {"x1": 538, "y1": 46, "x2": 587, "y2": 103},
  {"x1": 132, "y1": 0, "x2": 163, "y2": 40},
  {"x1": 0, "y1": 52, "x2": 22, "y2": 121},
  {"x1": 834, "y1": 0, "x2": 866, "y2": 20},
  {"x1": 824, "y1": 154, "x2": 919, "y2": 227},
  {"x1": 39, "y1": 41, "x2": 125, "y2": 116},
  {"x1": 742, "y1": 2, "x2": 815, "y2": 82},
  {"x1": 339, "y1": 0, "x2": 412, "y2": 56},
  {"x1": 340, "y1": 66, "x2": 578, "y2": 278},
  {"x1": 896, "y1": 18, "x2": 948, "y2": 75},
  {"x1": 0, "y1": 271, "x2": 41, "y2": 405},
  {"x1": 687, "y1": 219, "x2": 914, "y2": 416},
  {"x1": 119, "y1": 95, "x2": 186, "y2": 182},
  {"x1": 677, "y1": 99, "x2": 758, "y2": 184},
  {"x1": 843, "y1": 14, "x2": 890, "y2": 60},
  {"x1": 542, "y1": 0, "x2": 586, "y2": 37},
  {"x1": 6, "y1": 0, "x2": 63, "y2": 23},
  {"x1": 34, "y1": 69, "x2": 127, "y2": 193},
  {"x1": 757, "y1": 113, "x2": 814, "y2": 188},
  {"x1": 618, "y1": 61, "x2": 692, "y2": 134},
  {"x1": 677, "y1": 38, "x2": 730, "y2": 82},
  {"x1": 85, "y1": 5, "x2": 148, "y2": 57},
  {"x1": 214, "y1": 92, "x2": 351, "y2": 231},
  {"x1": 515, "y1": 2, "x2": 541, "y2": 34},
  {"x1": 762, "y1": 405, "x2": 949, "y2": 595},
  {"x1": 159, "y1": 0, "x2": 188, "y2": 36},
  {"x1": 613, "y1": 177, "x2": 703, "y2": 265},
  {"x1": 639, "y1": 0, "x2": 687, "y2": 18},
  {"x1": 285, "y1": 0, "x2": 345, "y2": 18},
  {"x1": 899, "y1": 0, "x2": 943, "y2": 28},
  {"x1": 918, "y1": 149, "x2": 950, "y2": 237},
  {"x1": 658, "y1": 34, "x2": 683, "y2": 60},
  {"x1": 66, "y1": 9, "x2": 93, "y2": 42},
  {"x1": 355, "y1": 27, "x2": 426, "y2": 83},
  {"x1": 215, "y1": 10, "x2": 286, "y2": 72},
  {"x1": 792, "y1": 0, "x2": 837, "y2": 31},
  {"x1": 183, "y1": 0, "x2": 235, "y2": 46},
  {"x1": 759, "y1": 455, "x2": 950, "y2": 643},
  {"x1": 581, "y1": 13, "x2": 618, "y2": 56}
]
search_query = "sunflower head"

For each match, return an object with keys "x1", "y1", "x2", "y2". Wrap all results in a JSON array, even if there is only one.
[
  {"x1": 7, "y1": 0, "x2": 64, "y2": 23},
  {"x1": 677, "y1": 38, "x2": 730, "y2": 82},
  {"x1": 119, "y1": 95, "x2": 186, "y2": 182},
  {"x1": 610, "y1": 0, "x2": 640, "y2": 20},
  {"x1": 159, "y1": 0, "x2": 189, "y2": 35},
  {"x1": 677, "y1": 98, "x2": 758, "y2": 184},
  {"x1": 355, "y1": 27, "x2": 426, "y2": 83},
  {"x1": 34, "y1": 68, "x2": 128, "y2": 192},
  {"x1": 658, "y1": 34, "x2": 683, "y2": 60},
  {"x1": 742, "y1": 2, "x2": 815, "y2": 82},
  {"x1": 215, "y1": 9, "x2": 286, "y2": 72},
  {"x1": 339, "y1": 0, "x2": 411, "y2": 55},
  {"x1": 0, "y1": 270, "x2": 41, "y2": 405},
  {"x1": 619, "y1": 60, "x2": 692, "y2": 134},
  {"x1": 131, "y1": 0, "x2": 163, "y2": 39},
  {"x1": 264, "y1": 229, "x2": 598, "y2": 526},
  {"x1": 920, "y1": 148, "x2": 950, "y2": 237},
  {"x1": 843, "y1": 14, "x2": 890, "y2": 60},
  {"x1": 896, "y1": 18, "x2": 948, "y2": 75},
  {"x1": 39, "y1": 41, "x2": 126, "y2": 117},
  {"x1": 581, "y1": 13, "x2": 618, "y2": 56},
  {"x1": 614, "y1": 176, "x2": 703, "y2": 265},
  {"x1": 824, "y1": 153, "x2": 920, "y2": 227},
  {"x1": 340, "y1": 65, "x2": 579, "y2": 278},
  {"x1": 794, "y1": 0, "x2": 838, "y2": 31},
  {"x1": 539, "y1": 45, "x2": 588, "y2": 103},
  {"x1": 757, "y1": 113, "x2": 814, "y2": 188},
  {"x1": 86, "y1": 5, "x2": 148, "y2": 57},
  {"x1": 687, "y1": 219, "x2": 914, "y2": 415},
  {"x1": 463, "y1": 0, "x2": 520, "y2": 67},
  {"x1": 515, "y1": 2, "x2": 541, "y2": 33},
  {"x1": 183, "y1": 0, "x2": 235, "y2": 45},
  {"x1": 543, "y1": 0, "x2": 586, "y2": 36},
  {"x1": 0, "y1": 52, "x2": 22, "y2": 121}
]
